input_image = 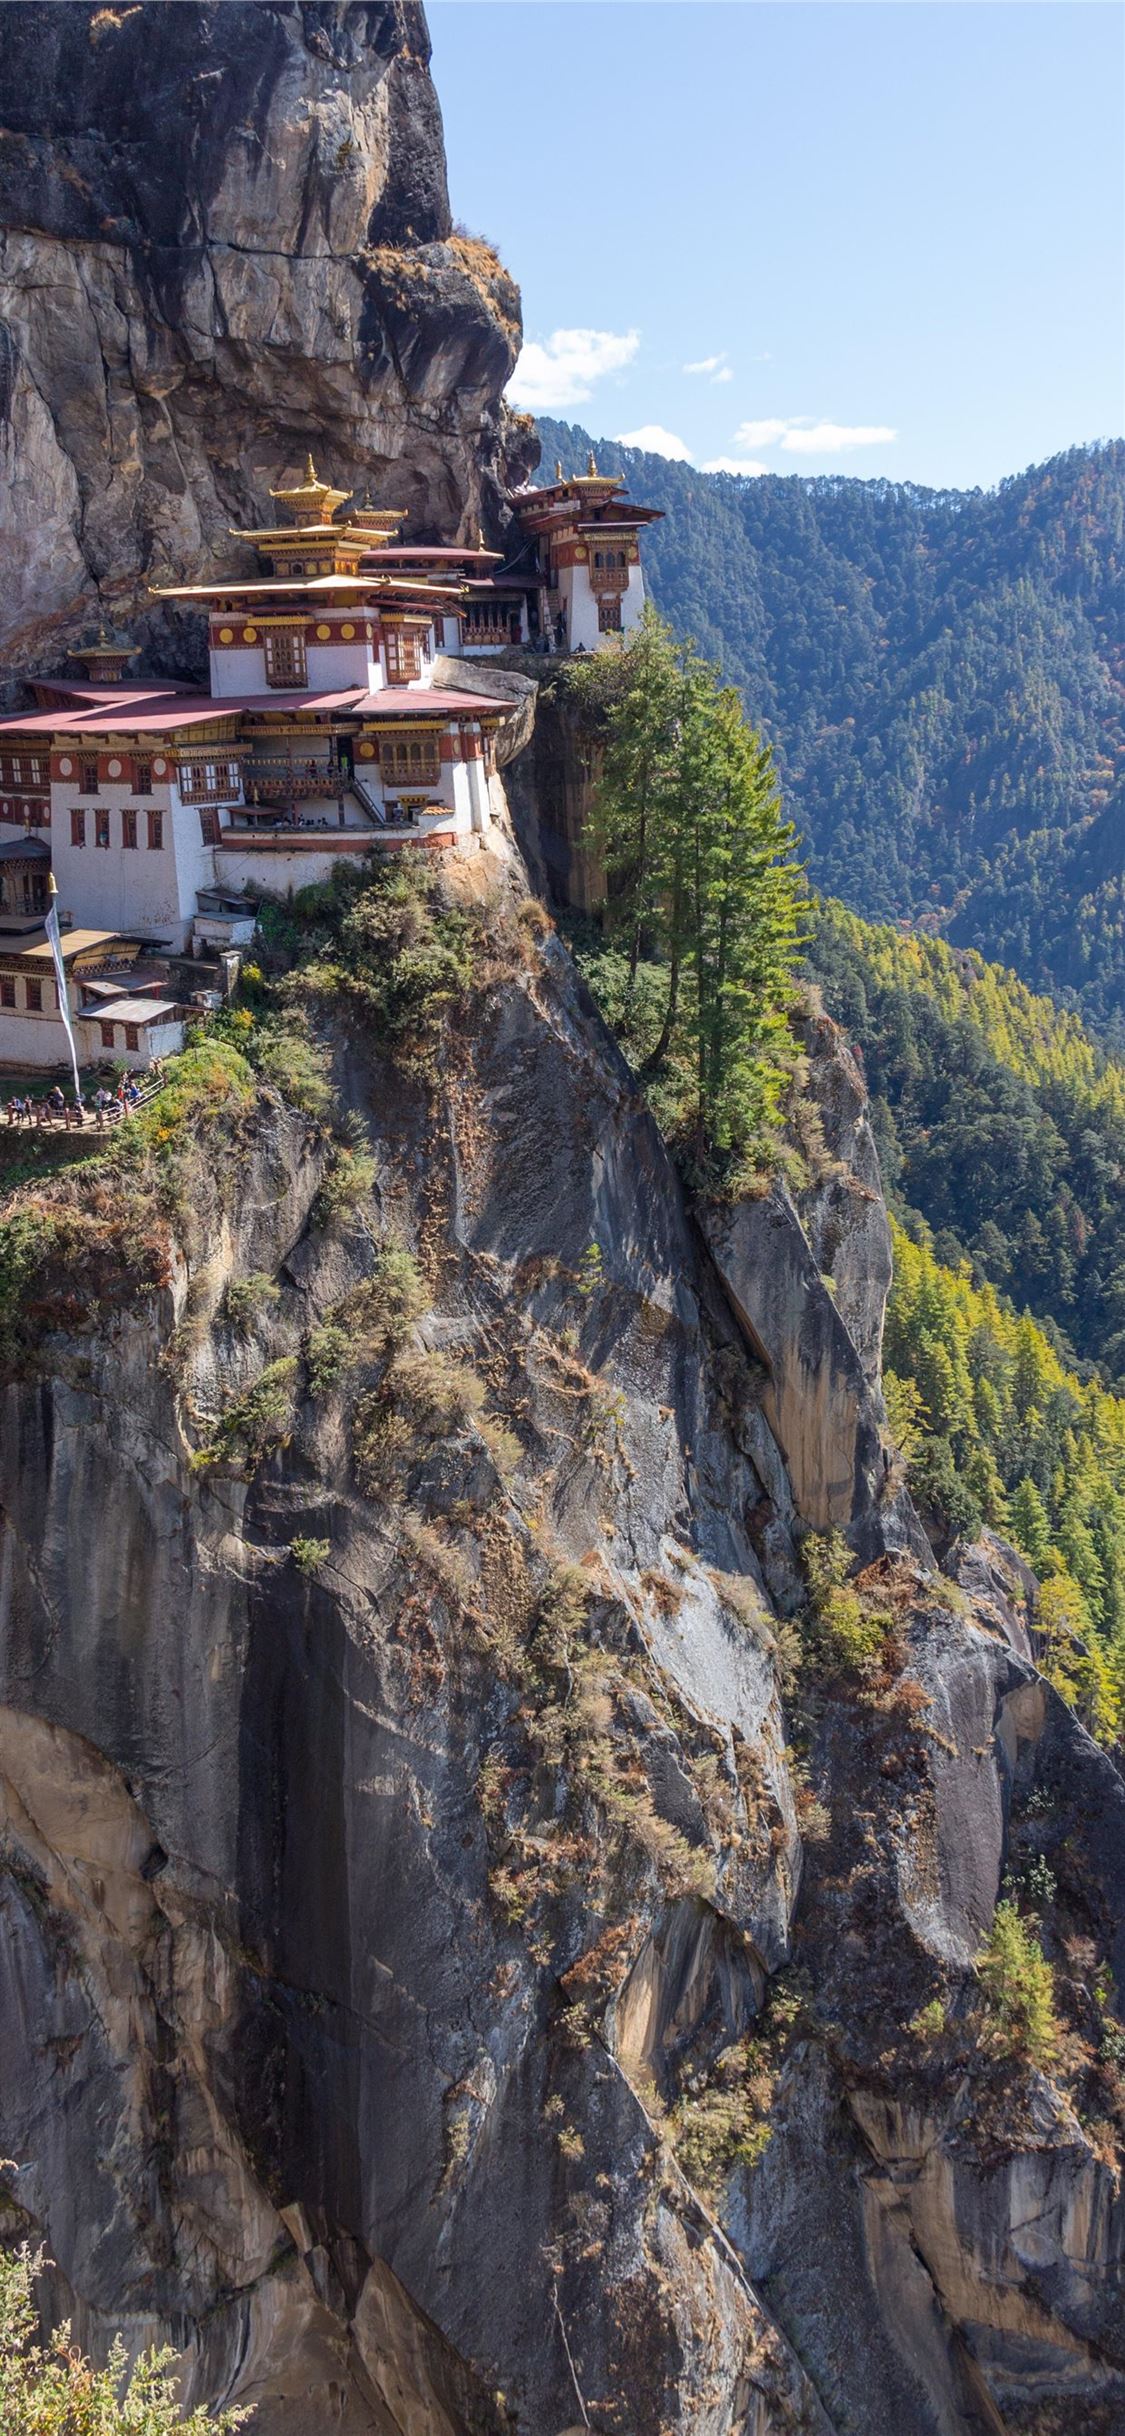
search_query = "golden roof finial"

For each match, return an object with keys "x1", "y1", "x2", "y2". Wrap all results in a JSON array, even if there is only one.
[
  {"x1": 587, "y1": 449, "x2": 598, "y2": 477},
  {"x1": 477, "y1": 525, "x2": 487, "y2": 552},
  {"x1": 305, "y1": 452, "x2": 318, "y2": 484},
  {"x1": 555, "y1": 459, "x2": 563, "y2": 482}
]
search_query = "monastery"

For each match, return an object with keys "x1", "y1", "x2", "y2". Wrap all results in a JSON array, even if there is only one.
[{"x1": 0, "y1": 455, "x2": 660, "y2": 1078}]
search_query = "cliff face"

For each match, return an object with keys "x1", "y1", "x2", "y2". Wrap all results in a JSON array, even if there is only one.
[
  {"x1": 0, "y1": 841, "x2": 1122, "y2": 2435},
  {"x1": 0, "y1": 1, "x2": 532, "y2": 679}
]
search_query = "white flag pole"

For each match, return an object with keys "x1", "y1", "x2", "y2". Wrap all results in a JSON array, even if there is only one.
[{"x1": 44, "y1": 875, "x2": 82, "y2": 1102}]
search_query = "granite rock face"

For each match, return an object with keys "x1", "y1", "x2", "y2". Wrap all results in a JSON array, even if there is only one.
[
  {"x1": 0, "y1": 1, "x2": 533, "y2": 682},
  {"x1": 0, "y1": 846, "x2": 1121, "y2": 2433}
]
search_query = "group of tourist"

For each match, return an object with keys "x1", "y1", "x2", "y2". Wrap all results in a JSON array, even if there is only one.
[{"x1": 5, "y1": 1076, "x2": 145, "y2": 1131}]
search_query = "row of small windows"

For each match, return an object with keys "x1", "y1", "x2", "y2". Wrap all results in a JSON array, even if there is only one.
[
  {"x1": 77, "y1": 760, "x2": 152, "y2": 795},
  {"x1": 71, "y1": 807, "x2": 164, "y2": 849},
  {"x1": 592, "y1": 549, "x2": 628, "y2": 570},
  {"x1": 0, "y1": 977, "x2": 47, "y2": 1012}
]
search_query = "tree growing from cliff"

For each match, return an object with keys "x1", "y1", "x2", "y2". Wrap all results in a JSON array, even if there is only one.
[
  {"x1": 574, "y1": 610, "x2": 805, "y2": 1172},
  {"x1": 0, "y1": 2246, "x2": 251, "y2": 2434}
]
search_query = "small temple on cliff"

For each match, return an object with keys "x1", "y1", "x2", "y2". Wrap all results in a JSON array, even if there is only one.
[{"x1": 0, "y1": 451, "x2": 661, "y2": 1075}]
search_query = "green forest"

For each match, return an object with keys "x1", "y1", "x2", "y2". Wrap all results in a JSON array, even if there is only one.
[
  {"x1": 804, "y1": 903, "x2": 1125, "y2": 1388},
  {"x1": 537, "y1": 420, "x2": 1125, "y2": 1038},
  {"x1": 801, "y1": 904, "x2": 1125, "y2": 1739}
]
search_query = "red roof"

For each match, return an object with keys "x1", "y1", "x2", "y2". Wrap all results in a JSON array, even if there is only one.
[
  {"x1": 0, "y1": 682, "x2": 504, "y2": 737},
  {"x1": 352, "y1": 687, "x2": 503, "y2": 717},
  {"x1": 0, "y1": 687, "x2": 366, "y2": 737},
  {"x1": 34, "y1": 678, "x2": 202, "y2": 704}
]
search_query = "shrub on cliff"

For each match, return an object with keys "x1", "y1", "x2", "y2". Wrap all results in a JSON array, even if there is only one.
[
  {"x1": 287, "y1": 854, "x2": 476, "y2": 1076},
  {"x1": 0, "y1": 2244, "x2": 250, "y2": 2431},
  {"x1": 0, "y1": 1042, "x2": 256, "y2": 1372}
]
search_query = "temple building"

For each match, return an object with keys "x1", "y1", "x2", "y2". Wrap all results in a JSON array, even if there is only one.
[
  {"x1": 505, "y1": 456, "x2": 663, "y2": 652},
  {"x1": 0, "y1": 451, "x2": 662, "y2": 1074}
]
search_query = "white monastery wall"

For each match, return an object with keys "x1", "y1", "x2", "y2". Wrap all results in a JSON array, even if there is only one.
[
  {"x1": 305, "y1": 642, "x2": 379, "y2": 691},
  {"x1": 210, "y1": 647, "x2": 267, "y2": 697},
  {"x1": 49, "y1": 783, "x2": 199, "y2": 942}
]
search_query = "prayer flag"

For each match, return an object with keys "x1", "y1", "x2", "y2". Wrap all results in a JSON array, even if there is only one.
[{"x1": 44, "y1": 877, "x2": 82, "y2": 1100}]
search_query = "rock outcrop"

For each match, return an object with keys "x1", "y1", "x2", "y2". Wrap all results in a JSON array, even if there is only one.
[
  {"x1": 0, "y1": 843, "x2": 1121, "y2": 2434},
  {"x1": 0, "y1": 1, "x2": 534, "y2": 682}
]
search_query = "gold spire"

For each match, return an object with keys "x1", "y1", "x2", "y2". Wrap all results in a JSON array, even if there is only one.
[
  {"x1": 268, "y1": 457, "x2": 351, "y2": 526},
  {"x1": 587, "y1": 449, "x2": 598, "y2": 477},
  {"x1": 555, "y1": 459, "x2": 563, "y2": 481}
]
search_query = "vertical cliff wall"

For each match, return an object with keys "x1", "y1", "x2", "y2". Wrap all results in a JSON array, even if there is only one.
[{"x1": 0, "y1": 0, "x2": 534, "y2": 679}]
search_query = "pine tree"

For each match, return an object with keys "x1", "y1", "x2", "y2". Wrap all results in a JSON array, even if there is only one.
[
  {"x1": 580, "y1": 613, "x2": 805, "y2": 1175},
  {"x1": 1010, "y1": 1476, "x2": 1053, "y2": 1572}
]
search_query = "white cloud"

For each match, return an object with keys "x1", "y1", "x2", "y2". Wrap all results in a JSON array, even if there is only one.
[
  {"x1": 506, "y1": 327, "x2": 640, "y2": 412},
  {"x1": 615, "y1": 424, "x2": 693, "y2": 461},
  {"x1": 780, "y1": 421, "x2": 896, "y2": 454},
  {"x1": 684, "y1": 353, "x2": 734, "y2": 385},
  {"x1": 702, "y1": 456, "x2": 768, "y2": 478},
  {"x1": 734, "y1": 417, "x2": 791, "y2": 449},
  {"x1": 734, "y1": 414, "x2": 897, "y2": 456}
]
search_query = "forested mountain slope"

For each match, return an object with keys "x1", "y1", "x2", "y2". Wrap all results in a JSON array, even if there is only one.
[
  {"x1": 538, "y1": 420, "x2": 1125, "y2": 1035},
  {"x1": 804, "y1": 903, "x2": 1125, "y2": 1726},
  {"x1": 804, "y1": 902, "x2": 1125, "y2": 1387}
]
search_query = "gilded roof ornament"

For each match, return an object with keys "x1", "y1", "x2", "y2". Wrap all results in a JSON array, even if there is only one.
[
  {"x1": 268, "y1": 455, "x2": 351, "y2": 525},
  {"x1": 587, "y1": 450, "x2": 598, "y2": 477}
]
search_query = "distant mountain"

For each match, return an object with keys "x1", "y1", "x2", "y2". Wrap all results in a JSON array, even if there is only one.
[{"x1": 537, "y1": 420, "x2": 1125, "y2": 1036}]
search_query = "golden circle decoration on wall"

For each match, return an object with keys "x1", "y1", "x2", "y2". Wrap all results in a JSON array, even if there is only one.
[
  {"x1": 242, "y1": 626, "x2": 257, "y2": 643},
  {"x1": 358, "y1": 740, "x2": 376, "y2": 760},
  {"x1": 218, "y1": 626, "x2": 234, "y2": 644},
  {"x1": 58, "y1": 756, "x2": 72, "y2": 777},
  {"x1": 316, "y1": 623, "x2": 331, "y2": 641},
  {"x1": 341, "y1": 622, "x2": 356, "y2": 640}
]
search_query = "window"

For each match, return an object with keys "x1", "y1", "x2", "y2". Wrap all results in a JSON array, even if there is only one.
[
  {"x1": 133, "y1": 761, "x2": 152, "y2": 795},
  {"x1": 122, "y1": 808, "x2": 137, "y2": 849},
  {"x1": 28, "y1": 755, "x2": 45, "y2": 789},
  {"x1": 598, "y1": 598, "x2": 623, "y2": 633},
  {"x1": 25, "y1": 980, "x2": 42, "y2": 1012},
  {"x1": 199, "y1": 809, "x2": 220, "y2": 845},
  {"x1": 71, "y1": 807, "x2": 86, "y2": 848},
  {"x1": 95, "y1": 807, "x2": 110, "y2": 849},
  {"x1": 147, "y1": 809, "x2": 163, "y2": 850},
  {"x1": 380, "y1": 732, "x2": 441, "y2": 786},
  {"x1": 99, "y1": 1021, "x2": 115, "y2": 1049},
  {"x1": 264, "y1": 628, "x2": 307, "y2": 688},
  {"x1": 179, "y1": 760, "x2": 240, "y2": 804},
  {"x1": 78, "y1": 758, "x2": 99, "y2": 795},
  {"x1": 125, "y1": 1024, "x2": 139, "y2": 1052},
  {"x1": 384, "y1": 629, "x2": 421, "y2": 682},
  {"x1": 0, "y1": 980, "x2": 14, "y2": 1008}
]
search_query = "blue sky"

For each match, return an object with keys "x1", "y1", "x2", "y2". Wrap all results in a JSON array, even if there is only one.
[{"x1": 428, "y1": 1, "x2": 1124, "y2": 492}]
